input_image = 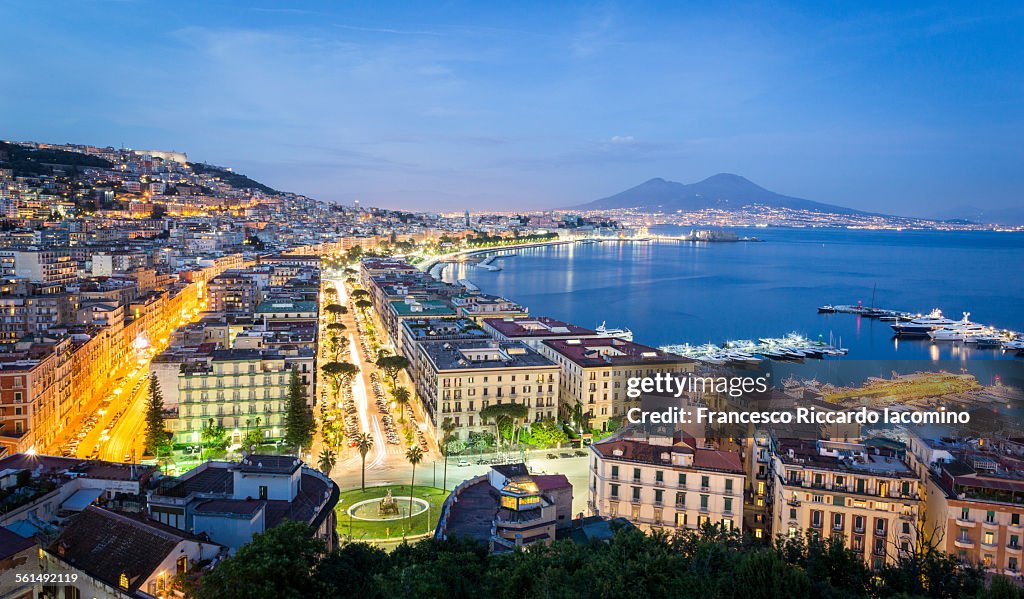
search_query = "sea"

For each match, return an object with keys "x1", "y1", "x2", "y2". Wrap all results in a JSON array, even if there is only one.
[{"x1": 441, "y1": 227, "x2": 1024, "y2": 390}]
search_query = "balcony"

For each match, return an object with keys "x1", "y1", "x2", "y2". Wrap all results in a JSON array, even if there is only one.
[
  {"x1": 954, "y1": 537, "x2": 975, "y2": 549},
  {"x1": 982, "y1": 540, "x2": 999, "y2": 550},
  {"x1": 654, "y1": 480, "x2": 665, "y2": 487},
  {"x1": 983, "y1": 519, "x2": 999, "y2": 530},
  {"x1": 1007, "y1": 544, "x2": 1022, "y2": 554},
  {"x1": 956, "y1": 517, "x2": 977, "y2": 528}
]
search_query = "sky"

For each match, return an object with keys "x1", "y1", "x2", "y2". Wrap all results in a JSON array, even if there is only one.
[{"x1": 0, "y1": 1, "x2": 1022, "y2": 216}]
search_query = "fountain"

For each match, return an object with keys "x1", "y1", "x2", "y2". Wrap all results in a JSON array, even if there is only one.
[{"x1": 378, "y1": 489, "x2": 400, "y2": 517}]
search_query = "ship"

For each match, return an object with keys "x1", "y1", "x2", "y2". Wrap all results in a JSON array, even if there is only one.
[
  {"x1": 595, "y1": 321, "x2": 633, "y2": 341},
  {"x1": 890, "y1": 309, "x2": 960, "y2": 336}
]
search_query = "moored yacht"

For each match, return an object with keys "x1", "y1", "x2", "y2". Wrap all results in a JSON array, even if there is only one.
[
  {"x1": 595, "y1": 321, "x2": 633, "y2": 341},
  {"x1": 927, "y1": 313, "x2": 991, "y2": 341},
  {"x1": 890, "y1": 309, "x2": 960, "y2": 336}
]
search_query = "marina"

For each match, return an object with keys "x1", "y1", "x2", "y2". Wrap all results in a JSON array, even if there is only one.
[
  {"x1": 817, "y1": 304, "x2": 1023, "y2": 354},
  {"x1": 661, "y1": 333, "x2": 848, "y2": 365}
]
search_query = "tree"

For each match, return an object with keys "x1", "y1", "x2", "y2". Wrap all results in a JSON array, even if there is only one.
[
  {"x1": 526, "y1": 418, "x2": 569, "y2": 448},
  {"x1": 324, "y1": 303, "x2": 347, "y2": 322},
  {"x1": 200, "y1": 417, "x2": 227, "y2": 456},
  {"x1": 356, "y1": 432, "x2": 374, "y2": 491},
  {"x1": 321, "y1": 362, "x2": 346, "y2": 397},
  {"x1": 392, "y1": 386, "x2": 411, "y2": 423},
  {"x1": 376, "y1": 355, "x2": 410, "y2": 389},
  {"x1": 144, "y1": 374, "x2": 170, "y2": 456},
  {"x1": 441, "y1": 417, "x2": 456, "y2": 492},
  {"x1": 479, "y1": 402, "x2": 529, "y2": 446},
  {"x1": 317, "y1": 448, "x2": 337, "y2": 475},
  {"x1": 351, "y1": 289, "x2": 369, "y2": 300},
  {"x1": 193, "y1": 522, "x2": 326, "y2": 599},
  {"x1": 242, "y1": 416, "x2": 263, "y2": 450},
  {"x1": 283, "y1": 367, "x2": 314, "y2": 457},
  {"x1": 355, "y1": 298, "x2": 372, "y2": 314},
  {"x1": 405, "y1": 445, "x2": 424, "y2": 530}
]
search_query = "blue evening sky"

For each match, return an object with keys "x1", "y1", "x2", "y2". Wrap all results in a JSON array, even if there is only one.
[{"x1": 0, "y1": 1, "x2": 1021, "y2": 215}]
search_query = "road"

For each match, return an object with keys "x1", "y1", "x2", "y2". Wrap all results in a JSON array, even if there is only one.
[{"x1": 333, "y1": 450, "x2": 593, "y2": 516}]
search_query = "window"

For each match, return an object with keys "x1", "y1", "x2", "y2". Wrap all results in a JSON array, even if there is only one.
[
  {"x1": 675, "y1": 512, "x2": 687, "y2": 527},
  {"x1": 678, "y1": 473, "x2": 687, "y2": 487},
  {"x1": 985, "y1": 531, "x2": 995, "y2": 546},
  {"x1": 701, "y1": 475, "x2": 710, "y2": 490},
  {"x1": 723, "y1": 498, "x2": 732, "y2": 513},
  {"x1": 675, "y1": 492, "x2": 685, "y2": 507},
  {"x1": 259, "y1": 485, "x2": 268, "y2": 500},
  {"x1": 875, "y1": 518, "x2": 886, "y2": 534},
  {"x1": 833, "y1": 513, "x2": 844, "y2": 530},
  {"x1": 1014, "y1": 513, "x2": 1021, "y2": 526},
  {"x1": 961, "y1": 507, "x2": 970, "y2": 521},
  {"x1": 611, "y1": 465, "x2": 619, "y2": 479},
  {"x1": 725, "y1": 479, "x2": 733, "y2": 493},
  {"x1": 986, "y1": 510, "x2": 996, "y2": 523},
  {"x1": 655, "y1": 470, "x2": 664, "y2": 484},
  {"x1": 699, "y1": 494, "x2": 709, "y2": 511},
  {"x1": 632, "y1": 487, "x2": 641, "y2": 501},
  {"x1": 610, "y1": 484, "x2": 619, "y2": 499},
  {"x1": 633, "y1": 468, "x2": 641, "y2": 482},
  {"x1": 811, "y1": 510, "x2": 823, "y2": 528},
  {"x1": 654, "y1": 489, "x2": 663, "y2": 505},
  {"x1": 1011, "y1": 535, "x2": 1020, "y2": 549}
]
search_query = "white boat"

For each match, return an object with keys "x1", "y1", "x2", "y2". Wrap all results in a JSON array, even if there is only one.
[
  {"x1": 927, "y1": 313, "x2": 991, "y2": 341},
  {"x1": 596, "y1": 321, "x2": 633, "y2": 341},
  {"x1": 890, "y1": 309, "x2": 961, "y2": 336}
]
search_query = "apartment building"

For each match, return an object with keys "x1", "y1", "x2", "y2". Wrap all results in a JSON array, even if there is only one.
[
  {"x1": 589, "y1": 434, "x2": 745, "y2": 533},
  {"x1": 770, "y1": 439, "x2": 921, "y2": 570},
  {"x1": 0, "y1": 281, "x2": 73, "y2": 341},
  {"x1": 174, "y1": 348, "x2": 311, "y2": 445},
  {"x1": 416, "y1": 339, "x2": 559, "y2": 440},
  {"x1": 482, "y1": 316, "x2": 607, "y2": 351},
  {"x1": 451, "y1": 293, "x2": 528, "y2": 323},
  {"x1": 0, "y1": 336, "x2": 72, "y2": 454},
  {"x1": 384, "y1": 298, "x2": 458, "y2": 351},
  {"x1": 924, "y1": 451, "x2": 1024, "y2": 576},
  {"x1": 0, "y1": 249, "x2": 76, "y2": 287},
  {"x1": 540, "y1": 337, "x2": 695, "y2": 431}
]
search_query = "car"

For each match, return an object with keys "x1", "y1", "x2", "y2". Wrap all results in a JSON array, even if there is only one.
[
  {"x1": 547, "y1": 453, "x2": 559, "y2": 459},
  {"x1": 457, "y1": 459, "x2": 470, "y2": 467}
]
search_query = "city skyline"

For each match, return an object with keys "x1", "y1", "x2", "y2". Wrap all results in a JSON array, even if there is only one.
[{"x1": 1, "y1": 1, "x2": 1022, "y2": 215}]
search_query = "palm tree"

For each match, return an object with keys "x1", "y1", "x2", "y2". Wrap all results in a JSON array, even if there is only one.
[
  {"x1": 317, "y1": 448, "x2": 336, "y2": 475},
  {"x1": 393, "y1": 386, "x2": 411, "y2": 423},
  {"x1": 356, "y1": 432, "x2": 374, "y2": 491},
  {"x1": 405, "y1": 445, "x2": 424, "y2": 530},
  {"x1": 441, "y1": 417, "x2": 456, "y2": 493}
]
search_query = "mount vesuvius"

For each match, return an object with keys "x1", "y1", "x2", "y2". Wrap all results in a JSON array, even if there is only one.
[{"x1": 573, "y1": 173, "x2": 867, "y2": 215}]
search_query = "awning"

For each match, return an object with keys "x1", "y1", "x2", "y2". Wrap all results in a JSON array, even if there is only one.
[{"x1": 61, "y1": 488, "x2": 103, "y2": 512}]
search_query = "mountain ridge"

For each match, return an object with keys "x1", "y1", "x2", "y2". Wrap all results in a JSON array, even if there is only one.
[{"x1": 572, "y1": 173, "x2": 869, "y2": 215}]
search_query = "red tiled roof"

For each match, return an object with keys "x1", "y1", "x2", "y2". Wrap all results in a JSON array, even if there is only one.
[
  {"x1": 693, "y1": 449, "x2": 744, "y2": 474},
  {"x1": 533, "y1": 474, "x2": 571, "y2": 492},
  {"x1": 542, "y1": 338, "x2": 693, "y2": 367}
]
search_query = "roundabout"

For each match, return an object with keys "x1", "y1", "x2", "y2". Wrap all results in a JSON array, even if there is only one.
[
  {"x1": 347, "y1": 494, "x2": 429, "y2": 521},
  {"x1": 336, "y1": 484, "x2": 447, "y2": 544}
]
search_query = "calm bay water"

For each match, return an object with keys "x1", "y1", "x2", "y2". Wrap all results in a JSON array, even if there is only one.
[{"x1": 442, "y1": 227, "x2": 1024, "y2": 387}]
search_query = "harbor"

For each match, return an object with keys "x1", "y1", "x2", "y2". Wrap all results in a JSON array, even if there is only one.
[
  {"x1": 661, "y1": 333, "x2": 848, "y2": 366},
  {"x1": 817, "y1": 303, "x2": 1024, "y2": 355}
]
